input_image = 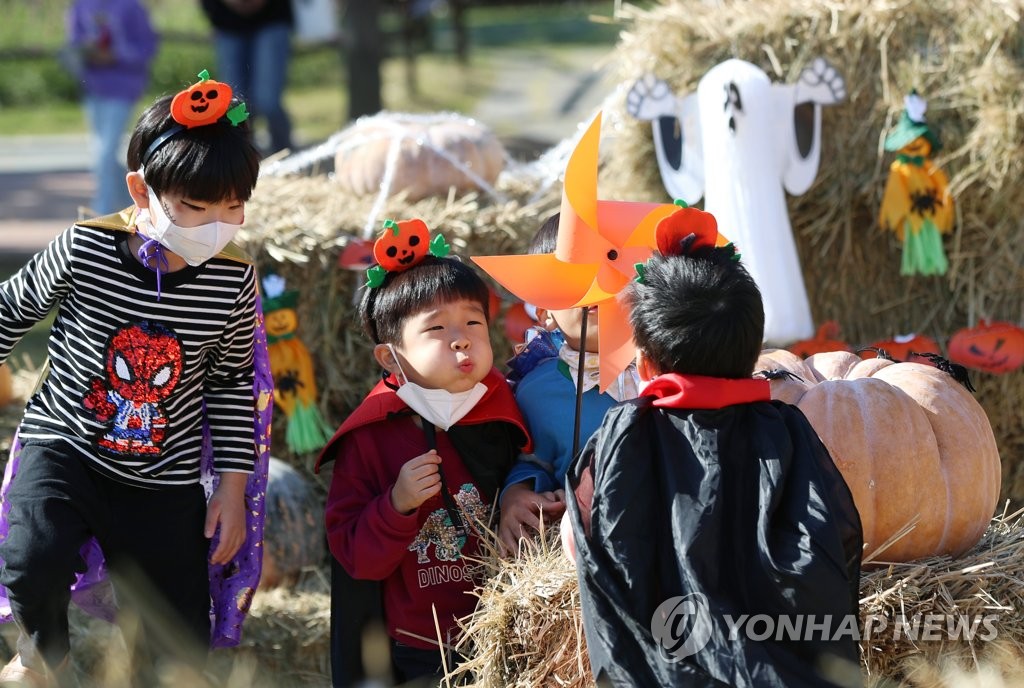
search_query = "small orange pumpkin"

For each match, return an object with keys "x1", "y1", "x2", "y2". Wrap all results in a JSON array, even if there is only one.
[
  {"x1": 787, "y1": 321, "x2": 851, "y2": 359},
  {"x1": 755, "y1": 348, "x2": 1001, "y2": 563},
  {"x1": 372, "y1": 219, "x2": 431, "y2": 272},
  {"x1": 948, "y1": 320, "x2": 1024, "y2": 374},
  {"x1": 170, "y1": 70, "x2": 233, "y2": 128},
  {"x1": 862, "y1": 332, "x2": 941, "y2": 364}
]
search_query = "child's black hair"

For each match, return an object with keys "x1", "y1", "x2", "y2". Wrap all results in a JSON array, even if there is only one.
[
  {"x1": 529, "y1": 213, "x2": 560, "y2": 255},
  {"x1": 627, "y1": 248, "x2": 764, "y2": 378},
  {"x1": 360, "y1": 256, "x2": 491, "y2": 345},
  {"x1": 126, "y1": 94, "x2": 261, "y2": 203}
]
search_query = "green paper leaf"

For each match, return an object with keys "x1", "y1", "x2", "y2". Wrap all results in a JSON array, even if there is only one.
[
  {"x1": 198, "y1": 69, "x2": 210, "y2": 82},
  {"x1": 634, "y1": 262, "x2": 646, "y2": 284},
  {"x1": 674, "y1": 199, "x2": 689, "y2": 208},
  {"x1": 365, "y1": 265, "x2": 387, "y2": 288},
  {"x1": 429, "y1": 234, "x2": 451, "y2": 258},
  {"x1": 383, "y1": 219, "x2": 399, "y2": 236},
  {"x1": 226, "y1": 102, "x2": 249, "y2": 127}
]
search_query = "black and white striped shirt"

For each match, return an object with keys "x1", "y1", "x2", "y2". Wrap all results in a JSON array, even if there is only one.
[{"x1": 0, "y1": 224, "x2": 257, "y2": 488}]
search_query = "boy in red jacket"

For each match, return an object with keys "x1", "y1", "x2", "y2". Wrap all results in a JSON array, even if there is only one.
[{"x1": 318, "y1": 224, "x2": 530, "y2": 683}]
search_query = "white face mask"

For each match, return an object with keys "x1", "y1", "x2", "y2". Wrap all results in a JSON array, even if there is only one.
[
  {"x1": 137, "y1": 189, "x2": 242, "y2": 266},
  {"x1": 388, "y1": 344, "x2": 487, "y2": 431}
]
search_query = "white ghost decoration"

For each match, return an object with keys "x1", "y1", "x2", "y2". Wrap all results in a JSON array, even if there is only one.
[{"x1": 627, "y1": 57, "x2": 846, "y2": 345}]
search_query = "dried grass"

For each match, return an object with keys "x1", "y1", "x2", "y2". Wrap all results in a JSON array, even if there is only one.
[
  {"x1": 456, "y1": 509, "x2": 1024, "y2": 688},
  {"x1": 450, "y1": 522, "x2": 590, "y2": 688}
]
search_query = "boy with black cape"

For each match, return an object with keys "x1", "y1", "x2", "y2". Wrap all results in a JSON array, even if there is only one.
[{"x1": 562, "y1": 206, "x2": 864, "y2": 688}]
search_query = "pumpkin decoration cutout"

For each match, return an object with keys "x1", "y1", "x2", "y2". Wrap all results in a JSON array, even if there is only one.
[
  {"x1": 487, "y1": 286, "x2": 502, "y2": 321},
  {"x1": 786, "y1": 321, "x2": 851, "y2": 358},
  {"x1": 948, "y1": 320, "x2": 1024, "y2": 374},
  {"x1": 879, "y1": 91, "x2": 954, "y2": 276},
  {"x1": 755, "y1": 348, "x2": 1001, "y2": 563},
  {"x1": 365, "y1": 218, "x2": 451, "y2": 288},
  {"x1": 337, "y1": 238, "x2": 375, "y2": 271},
  {"x1": 502, "y1": 301, "x2": 536, "y2": 346},
  {"x1": 372, "y1": 218, "x2": 431, "y2": 272},
  {"x1": 861, "y1": 332, "x2": 941, "y2": 363},
  {"x1": 263, "y1": 274, "x2": 333, "y2": 454},
  {"x1": 170, "y1": 69, "x2": 233, "y2": 128}
]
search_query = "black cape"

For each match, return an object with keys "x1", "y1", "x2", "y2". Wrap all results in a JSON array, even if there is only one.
[{"x1": 565, "y1": 395, "x2": 863, "y2": 688}]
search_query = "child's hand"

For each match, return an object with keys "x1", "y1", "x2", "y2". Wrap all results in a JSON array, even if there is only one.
[
  {"x1": 390, "y1": 451, "x2": 442, "y2": 515},
  {"x1": 498, "y1": 482, "x2": 566, "y2": 556},
  {"x1": 206, "y1": 472, "x2": 248, "y2": 565}
]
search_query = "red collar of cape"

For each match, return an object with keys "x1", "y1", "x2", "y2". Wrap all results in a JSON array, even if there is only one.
[
  {"x1": 641, "y1": 373, "x2": 770, "y2": 409},
  {"x1": 315, "y1": 367, "x2": 532, "y2": 472}
]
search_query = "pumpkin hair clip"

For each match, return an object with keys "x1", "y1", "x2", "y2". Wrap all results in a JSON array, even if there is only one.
[
  {"x1": 365, "y1": 218, "x2": 452, "y2": 288},
  {"x1": 634, "y1": 201, "x2": 738, "y2": 284},
  {"x1": 142, "y1": 69, "x2": 249, "y2": 166}
]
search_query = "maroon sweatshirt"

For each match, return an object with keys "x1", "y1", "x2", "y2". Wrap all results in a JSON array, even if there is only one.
[{"x1": 321, "y1": 369, "x2": 529, "y2": 649}]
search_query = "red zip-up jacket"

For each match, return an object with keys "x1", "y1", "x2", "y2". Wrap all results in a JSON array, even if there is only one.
[{"x1": 320, "y1": 368, "x2": 530, "y2": 649}]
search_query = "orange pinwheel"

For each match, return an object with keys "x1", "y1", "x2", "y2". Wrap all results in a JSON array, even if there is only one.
[{"x1": 473, "y1": 112, "x2": 726, "y2": 390}]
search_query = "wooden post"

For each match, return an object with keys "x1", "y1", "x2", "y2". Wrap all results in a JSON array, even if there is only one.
[
  {"x1": 451, "y1": 0, "x2": 468, "y2": 64},
  {"x1": 342, "y1": 0, "x2": 382, "y2": 121}
]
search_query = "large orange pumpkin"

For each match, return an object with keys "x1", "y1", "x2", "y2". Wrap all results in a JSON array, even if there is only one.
[
  {"x1": 755, "y1": 348, "x2": 1000, "y2": 563},
  {"x1": 333, "y1": 112, "x2": 506, "y2": 201}
]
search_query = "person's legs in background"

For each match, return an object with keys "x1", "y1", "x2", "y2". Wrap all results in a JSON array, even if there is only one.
[
  {"x1": 212, "y1": 29, "x2": 254, "y2": 110},
  {"x1": 250, "y1": 21, "x2": 293, "y2": 154},
  {"x1": 84, "y1": 96, "x2": 134, "y2": 215}
]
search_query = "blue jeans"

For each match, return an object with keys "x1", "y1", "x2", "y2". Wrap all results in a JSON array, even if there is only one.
[
  {"x1": 84, "y1": 96, "x2": 135, "y2": 215},
  {"x1": 213, "y1": 22, "x2": 294, "y2": 153}
]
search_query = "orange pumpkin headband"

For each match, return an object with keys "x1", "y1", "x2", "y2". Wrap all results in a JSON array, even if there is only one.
[
  {"x1": 365, "y1": 218, "x2": 452, "y2": 288},
  {"x1": 634, "y1": 201, "x2": 738, "y2": 284},
  {"x1": 141, "y1": 69, "x2": 250, "y2": 166}
]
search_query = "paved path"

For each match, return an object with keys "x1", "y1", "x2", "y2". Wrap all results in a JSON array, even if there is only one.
[{"x1": 0, "y1": 45, "x2": 616, "y2": 257}]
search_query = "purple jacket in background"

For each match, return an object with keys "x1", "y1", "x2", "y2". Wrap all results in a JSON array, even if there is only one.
[{"x1": 66, "y1": 0, "x2": 159, "y2": 102}]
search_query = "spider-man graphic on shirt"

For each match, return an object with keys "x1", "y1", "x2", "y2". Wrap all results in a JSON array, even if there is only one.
[{"x1": 83, "y1": 320, "x2": 184, "y2": 458}]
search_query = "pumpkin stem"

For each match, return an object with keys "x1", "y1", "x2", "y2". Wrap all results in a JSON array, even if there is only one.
[
  {"x1": 383, "y1": 219, "x2": 399, "y2": 236},
  {"x1": 912, "y1": 352, "x2": 976, "y2": 392},
  {"x1": 753, "y1": 369, "x2": 804, "y2": 382},
  {"x1": 856, "y1": 346, "x2": 893, "y2": 361},
  {"x1": 197, "y1": 68, "x2": 210, "y2": 82}
]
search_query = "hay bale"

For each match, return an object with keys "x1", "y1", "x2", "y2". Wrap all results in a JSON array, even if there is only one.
[
  {"x1": 597, "y1": 0, "x2": 1024, "y2": 502},
  {"x1": 455, "y1": 510, "x2": 1024, "y2": 688},
  {"x1": 453, "y1": 524, "x2": 591, "y2": 688}
]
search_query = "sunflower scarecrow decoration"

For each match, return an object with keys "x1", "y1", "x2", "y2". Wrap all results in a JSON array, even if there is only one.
[
  {"x1": 879, "y1": 91, "x2": 954, "y2": 276},
  {"x1": 263, "y1": 274, "x2": 333, "y2": 454}
]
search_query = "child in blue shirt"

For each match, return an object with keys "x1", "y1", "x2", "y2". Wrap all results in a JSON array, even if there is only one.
[{"x1": 498, "y1": 214, "x2": 639, "y2": 554}]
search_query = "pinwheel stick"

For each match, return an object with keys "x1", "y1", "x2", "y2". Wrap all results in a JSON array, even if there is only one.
[{"x1": 571, "y1": 307, "x2": 589, "y2": 459}]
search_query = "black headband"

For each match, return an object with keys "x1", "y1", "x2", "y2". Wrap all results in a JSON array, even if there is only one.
[{"x1": 141, "y1": 124, "x2": 186, "y2": 167}]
